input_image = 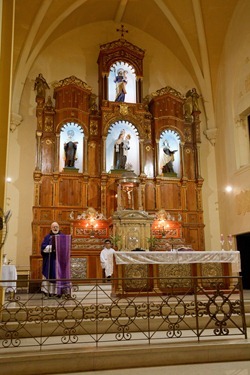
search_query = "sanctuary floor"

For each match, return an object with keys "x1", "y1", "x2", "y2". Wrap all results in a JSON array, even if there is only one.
[{"x1": 51, "y1": 361, "x2": 250, "y2": 375}]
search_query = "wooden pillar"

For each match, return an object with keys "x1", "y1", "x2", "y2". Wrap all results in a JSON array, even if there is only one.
[
  {"x1": 102, "y1": 136, "x2": 106, "y2": 173},
  {"x1": 35, "y1": 131, "x2": 42, "y2": 171},
  {"x1": 138, "y1": 184, "x2": 143, "y2": 211},
  {"x1": 54, "y1": 133, "x2": 60, "y2": 172},
  {"x1": 84, "y1": 136, "x2": 88, "y2": 173},
  {"x1": 155, "y1": 139, "x2": 160, "y2": 176},
  {"x1": 117, "y1": 183, "x2": 122, "y2": 211},
  {"x1": 139, "y1": 139, "x2": 145, "y2": 176},
  {"x1": 180, "y1": 141, "x2": 186, "y2": 179}
]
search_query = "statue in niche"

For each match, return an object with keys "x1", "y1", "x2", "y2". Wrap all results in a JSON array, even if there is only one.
[
  {"x1": 114, "y1": 130, "x2": 125, "y2": 169},
  {"x1": 34, "y1": 73, "x2": 50, "y2": 98},
  {"x1": 113, "y1": 130, "x2": 131, "y2": 169},
  {"x1": 64, "y1": 130, "x2": 78, "y2": 168},
  {"x1": 114, "y1": 68, "x2": 128, "y2": 102},
  {"x1": 124, "y1": 186, "x2": 133, "y2": 209},
  {"x1": 161, "y1": 140, "x2": 178, "y2": 173},
  {"x1": 120, "y1": 133, "x2": 131, "y2": 169}
]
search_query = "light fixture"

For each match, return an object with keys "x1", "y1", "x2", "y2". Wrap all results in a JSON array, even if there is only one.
[
  {"x1": 6, "y1": 177, "x2": 12, "y2": 183},
  {"x1": 225, "y1": 185, "x2": 233, "y2": 193}
]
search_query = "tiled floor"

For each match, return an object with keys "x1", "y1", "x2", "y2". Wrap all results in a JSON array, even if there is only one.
[{"x1": 52, "y1": 361, "x2": 250, "y2": 375}]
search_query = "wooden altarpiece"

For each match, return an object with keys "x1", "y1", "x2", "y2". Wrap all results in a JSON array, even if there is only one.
[{"x1": 30, "y1": 35, "x2": 211, "y2": 285}]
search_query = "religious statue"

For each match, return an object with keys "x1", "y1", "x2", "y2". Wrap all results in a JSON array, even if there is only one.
[
  {"x1": 186, "y1": 88, "x2": 200, "y2": 112},
  {"x1": 34, "y1": 73, "x2": 50, "y2": 98},
  {"x1": 114, "y1": 130, "x2": 125, "y2": 169},
  {"x1": 64, "y1": 130, "x2": 78, "y2": 168},
  {"x1": 113, "y1": 130, "x2": 131, "y2": 170},
  {"x1": 114, "y1": 68, "x2": 128, "y2": 102},
  {"x1": 161, "y1": 140, "x2": 178, "y2": 173}
]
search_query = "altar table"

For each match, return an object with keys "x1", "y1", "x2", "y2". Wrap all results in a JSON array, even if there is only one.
[{"x1": 112, "y1": 251, "x2": 241, "y2": 296}]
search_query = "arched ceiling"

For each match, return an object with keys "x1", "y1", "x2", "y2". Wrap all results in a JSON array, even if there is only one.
[{"x1": 13, "y1": 0, "x2": 238, "y2": 119}]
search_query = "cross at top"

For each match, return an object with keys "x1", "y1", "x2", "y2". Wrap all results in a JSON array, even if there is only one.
[{"x1": 116, "y1": 24, "x2": 128, "y2": 38}]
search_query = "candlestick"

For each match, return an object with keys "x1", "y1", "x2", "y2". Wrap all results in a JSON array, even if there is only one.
[
  {"x1": 220, "y1": 234, "x2": 225, "y2": 251},
  {"x1": 228, "y1": 234, "x2": 233, "y2": 251}
]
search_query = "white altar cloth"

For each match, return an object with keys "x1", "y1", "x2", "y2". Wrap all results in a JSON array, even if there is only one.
[
  {"x1": 114, "y1": 251, "x2": 241, "y2": 270},
  {"x1": 1, "y1": 265, "x2": 17, "y2": 292}
]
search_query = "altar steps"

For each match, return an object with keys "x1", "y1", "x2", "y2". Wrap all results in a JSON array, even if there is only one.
[
  {"x1": 0, "y1": 286, "x2": 249, "y2": 375},
  {"x1": 0, "y1": 285, "x2": 248, "y2": 340}
]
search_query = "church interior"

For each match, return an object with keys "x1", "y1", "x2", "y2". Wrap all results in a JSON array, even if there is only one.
[{"x1": 1, "y1": 0, "x2": 250, "y2": 374}]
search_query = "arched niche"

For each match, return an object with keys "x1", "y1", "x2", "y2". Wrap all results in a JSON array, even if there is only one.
[
  {"x1": 159, "y1": 130, "x2": 181, "y2": 177},
  {"x1": 97, "y1": 38, "x2": 144, "y2": 104},
  {"x1": 106, "y1": 120, "x2": 139, "y2": 175},
  {"x1": 108, "y1": 62, "x2": 136, "y2": 103},
  {"x1": 60, "y1": 122, "x2": 84, "y2": 172}
]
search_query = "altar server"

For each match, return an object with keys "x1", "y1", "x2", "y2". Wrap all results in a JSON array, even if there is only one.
[{"x1": 100, "y1": 239, "x2": 116, "y2": 280}]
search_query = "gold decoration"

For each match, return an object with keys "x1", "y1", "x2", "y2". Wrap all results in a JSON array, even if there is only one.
[
  {"x1": 44, "y1": 116, "x2": 53, "y2": 132},
  {"x1": 158, "y1": 264, "x2": 191, "y2": 288},
  {"x1": 200, "y1": 263, "x2": 223, "y2": 287},
  {"x1": 53, "y1": 75, "x2": 92, "y2": 91},
  {"x1": 119, "y1": 104, "x2": 128, "y2": 115},
  {"x1": 151, "y1": 86, "x2": 184, "y2": 100},
  {"x1": 70, "y1": 258, "x2": 87, "y2": 279},
  {"x1": 90, "y1": 120, "x2": 98, "y2": 135},
  {"x1": 100, "y1": 38, "x2": 145, "y2": 57},
  {"x1": 123, "y1": 264, "x2": 149, "y2": 290}
]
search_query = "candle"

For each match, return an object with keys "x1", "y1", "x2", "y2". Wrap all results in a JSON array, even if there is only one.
[
  {"x1": 220, "y1": 234, "x2": 224, "y2": 241},
  {"x1": 228, "y1": 234, "x2": 232, "y2": 242}
]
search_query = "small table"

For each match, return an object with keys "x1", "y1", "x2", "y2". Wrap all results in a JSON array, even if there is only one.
[{"x1": 2, "y1": 264, "x2": 17, "y2": 292}]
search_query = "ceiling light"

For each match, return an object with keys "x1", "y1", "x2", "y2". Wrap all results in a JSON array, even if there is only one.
[{"x1": 225, "y1": 185, "x2": 233, "y2": 193}]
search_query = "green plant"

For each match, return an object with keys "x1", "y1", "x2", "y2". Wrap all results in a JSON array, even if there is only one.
[
  {"x1": 146, "y1": 236, "x2": 158, "y2": 249},
  {"x1": 110, "y1": 234, "x2": 122, "y2": 248}
]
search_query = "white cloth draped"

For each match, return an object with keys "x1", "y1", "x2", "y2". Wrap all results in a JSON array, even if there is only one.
[
  {"x1": 114, "y1": 251, "x2": 241, "y2": 272},
  {"x1": 1, "y1": 265, "x2": 17, "y2": 291}
]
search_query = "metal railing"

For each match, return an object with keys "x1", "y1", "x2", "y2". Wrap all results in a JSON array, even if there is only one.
[{"x1": 0, "y1": 276, "x2": 247, "y2": 352}]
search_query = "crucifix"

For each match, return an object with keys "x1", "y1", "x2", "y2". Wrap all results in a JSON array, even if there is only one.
[{"x1": 116, "y1": 24, "x2": 128, "y2": 38}]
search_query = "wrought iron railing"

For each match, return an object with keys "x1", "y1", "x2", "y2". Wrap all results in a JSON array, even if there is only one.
[{"x1": 0, "y1": 276, "x2": 247, "y2": 352}]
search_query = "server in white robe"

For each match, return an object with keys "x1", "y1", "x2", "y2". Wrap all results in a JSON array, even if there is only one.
[{"x1": 100, "y1": 239, "x2": 116, "y2": 279}]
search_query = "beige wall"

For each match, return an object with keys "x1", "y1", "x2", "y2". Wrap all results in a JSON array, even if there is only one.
[{"x1": 215, "y1": 0, "x2": 250, "y2": 242}]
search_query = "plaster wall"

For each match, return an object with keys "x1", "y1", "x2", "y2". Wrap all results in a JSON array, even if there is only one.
[{"x1": 215, "y1": 0, "x2": 250, "y2": 239}]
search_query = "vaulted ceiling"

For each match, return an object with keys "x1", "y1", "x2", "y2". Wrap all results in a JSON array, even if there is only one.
[{"x1": 13, "y1": 0, "x2": 238, "y2": 112}]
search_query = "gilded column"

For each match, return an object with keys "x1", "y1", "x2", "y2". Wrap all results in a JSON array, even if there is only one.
[
  {"x1": 102, "y1": 136, "x2": 106, "y2": 173},
  {"x1": 36, "y1": 131, "x2": 42, "y2": 171},
  {"x1": 155, "y1": 139, "x2": 160, "y2": 176},
  {"x1": 54, "y1": 133, "x2": 60, "y2": 172},
  {"x1": 84, "y1": 136, "x2": 88, "y2": 173},
  {"x1": 117, "y1": 183, "x2": 122, "y2": 211},
  {"x1": 139, "y1": 139, "x2": 145, "y2": 175},
  {"x1": 138, "y1": 185, "x2": 143, "y2": 210},
  {"x1": 180, "y1": 141, "x2": 186, "y2": 179}
]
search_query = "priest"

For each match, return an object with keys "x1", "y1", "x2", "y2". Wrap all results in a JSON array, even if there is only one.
[{"x1": 40, "y1": 222, "x2": 71, "y2": 297}]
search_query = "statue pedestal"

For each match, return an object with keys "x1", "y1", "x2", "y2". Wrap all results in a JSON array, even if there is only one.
[
  {"x1": 162, "y1": 172, "x2": 177, "y2": 178},
  {"x1": 63, "y1": 167, "x2": 79, "y2": 173}
]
